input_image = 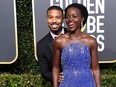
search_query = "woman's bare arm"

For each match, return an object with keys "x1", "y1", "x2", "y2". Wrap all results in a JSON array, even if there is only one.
[
  {"x1": 90, "y1": 37, "x2": 101, "y2": 87},
  {"x1": 52, "y1": 39, "x2": 61, "y2": 87}
]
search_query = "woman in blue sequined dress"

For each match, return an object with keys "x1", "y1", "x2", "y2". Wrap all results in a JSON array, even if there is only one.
[{"x1": 53, "y1": 3, "x2": 101, "y2": 87}]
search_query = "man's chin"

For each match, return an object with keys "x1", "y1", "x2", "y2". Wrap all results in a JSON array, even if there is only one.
[{"x1": 52, "y1": 28, "x2": 59, "y2": 31}]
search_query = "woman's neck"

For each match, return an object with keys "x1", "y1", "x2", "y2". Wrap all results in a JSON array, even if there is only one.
[{"x1": 69, "y1": 29, "x2": 82, "y2": 39}]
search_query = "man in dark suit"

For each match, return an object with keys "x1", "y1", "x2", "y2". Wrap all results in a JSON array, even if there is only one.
[{"x1": 37, "y1": 6, "x2": 68, "y2": 85}]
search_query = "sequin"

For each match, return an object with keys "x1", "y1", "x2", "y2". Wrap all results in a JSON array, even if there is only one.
[{"x1": 60, "y1": 42, "x2": 96, "y2": 87}]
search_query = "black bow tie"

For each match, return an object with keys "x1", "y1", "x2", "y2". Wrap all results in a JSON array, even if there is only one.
[
  {"x1": 54, "y1": 33, "x2": 63, "y2": 39},
  {"x1": 54, "y1": 36, "x2": 58, "y2": 39}
]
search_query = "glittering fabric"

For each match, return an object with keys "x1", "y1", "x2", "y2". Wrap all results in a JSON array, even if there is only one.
[{"x1": 59, "y1": 42, "x2": 96, "y2": 87}]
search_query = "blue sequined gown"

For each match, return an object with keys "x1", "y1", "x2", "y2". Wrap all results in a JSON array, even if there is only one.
[{"x1": 59, "y1": 42, "x2": 96, "y2": 87}]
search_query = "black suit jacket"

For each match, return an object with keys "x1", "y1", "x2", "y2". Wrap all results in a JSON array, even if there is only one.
[{"x1": 37, "y1": 28, "x2": 68, "y2": 84}]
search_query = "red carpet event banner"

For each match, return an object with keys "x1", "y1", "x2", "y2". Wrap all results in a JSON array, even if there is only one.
[
  {"x1": 32, "y1": 0, "x2": 116, "y2": 63},
  {"x1": 0, "y1": 0, "x2": 18, "y2": 64}
]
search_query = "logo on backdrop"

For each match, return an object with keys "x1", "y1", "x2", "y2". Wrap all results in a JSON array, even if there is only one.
[
  {"x1": 50, "y1": 0, "x2": 105, "y2": 52},
  {"x1": 33, "y1": 0, "x2": 116, "y2": 63}
]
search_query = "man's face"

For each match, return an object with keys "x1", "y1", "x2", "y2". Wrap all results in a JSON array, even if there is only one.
[{"x1": 47, "y1": 9, "x2": 63, "y2": 34}]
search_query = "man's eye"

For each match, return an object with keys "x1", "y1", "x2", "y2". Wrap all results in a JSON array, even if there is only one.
[
  {"x1": 56, "y1": 16, "x2": 61, "y2": 19},
  {"x1": 48, "y1": 16, "x2": 52, "y2": 19}
]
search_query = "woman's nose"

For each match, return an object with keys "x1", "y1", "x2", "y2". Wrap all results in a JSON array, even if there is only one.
[{"x1": 68, "y1": 16, "x2": 74, "y2": 21}]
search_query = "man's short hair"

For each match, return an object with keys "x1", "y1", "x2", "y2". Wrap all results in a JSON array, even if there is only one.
[{"x1": 47, "y1": 5, "x2": 63, "y2": 16}]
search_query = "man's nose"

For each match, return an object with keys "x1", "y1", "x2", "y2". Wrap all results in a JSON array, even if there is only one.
[{"x1": 52, "y1": 18, "x2": 57, "y2": 22}]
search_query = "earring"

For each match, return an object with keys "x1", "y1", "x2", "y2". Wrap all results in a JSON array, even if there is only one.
[{"x1": 81, "y1": 21, "x2": 83, "y2": 29}]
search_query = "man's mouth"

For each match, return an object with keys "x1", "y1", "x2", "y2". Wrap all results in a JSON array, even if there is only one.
[{"x1": 51, "y1": 24, "x2": 58, "y2": 29}]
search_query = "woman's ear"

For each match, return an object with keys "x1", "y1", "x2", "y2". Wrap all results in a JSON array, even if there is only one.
[{"x1": 81, "y1": 17, "x2": 84, "y2": 22}]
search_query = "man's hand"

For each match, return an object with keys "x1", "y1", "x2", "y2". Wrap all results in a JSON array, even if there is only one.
[{"x1": 58, "y1": 72, "x2": 64, "y2": 83}]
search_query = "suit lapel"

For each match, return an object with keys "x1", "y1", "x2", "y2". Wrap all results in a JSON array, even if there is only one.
[
  {"x1": 46, "y1": 28, "x2": 68, "y2": 53},
  {"x1": 48, "y1": 42, "x2": 53, "y2": 53},
  {"x1": 47, "y1": 33, "x2": 54, "y2": 53}
]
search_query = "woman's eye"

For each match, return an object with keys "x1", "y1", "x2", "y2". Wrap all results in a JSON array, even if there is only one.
[
  {"x1": 65, "y1": 16, "x2": 69, "y2": 19},
  {"x1": 73, "y1": 15, "x2": 77, "y2": 18}
]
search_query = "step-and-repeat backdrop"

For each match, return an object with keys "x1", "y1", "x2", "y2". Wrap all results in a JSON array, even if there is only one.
[
  {"x1": 33, "y1": 0, "x2": 116, "y2": 63},
  {"x1": 0, "y1": 0, "x2": 116, "y2": 64},
  {"x1": 0, "y1": 0, "x2": 18, "y2": 64}
]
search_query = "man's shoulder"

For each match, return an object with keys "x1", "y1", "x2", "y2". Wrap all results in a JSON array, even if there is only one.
[{"x1": 37, "y1": 33, "x2": 51, "y2": 45}]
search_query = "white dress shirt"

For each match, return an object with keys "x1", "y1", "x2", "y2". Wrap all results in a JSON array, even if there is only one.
[{"x1": 50, "y1": 28, "x2": 64, "y2": 39}]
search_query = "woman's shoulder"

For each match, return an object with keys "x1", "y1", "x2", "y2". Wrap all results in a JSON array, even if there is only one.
[
  {"x1": 54, "y1": 34, "x2": 68, "y2": 46},
  {"x1": 54, "y1": 34, "x2": 70, "y2": 48},
  {"x1": 83, "y1": 33, "x2": 96, "y2": 42},
  {"x1": 87, "y1": 35, "x2": 97, "y2": 44},
  {"x1": 82, "y1": 33, "x2": 97, "y2": 48},
  {"x1": 57, "y1": 33, "x2": 69, "y2": 41}
]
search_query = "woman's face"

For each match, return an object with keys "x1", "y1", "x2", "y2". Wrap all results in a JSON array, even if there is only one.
[{"x1": 65, "y1": 7, "x2": 83, "y2": 32}]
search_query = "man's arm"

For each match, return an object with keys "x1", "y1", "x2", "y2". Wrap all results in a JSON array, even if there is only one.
[{"x1": 37, "y1": 43, "x2": 52, "y2": 83}]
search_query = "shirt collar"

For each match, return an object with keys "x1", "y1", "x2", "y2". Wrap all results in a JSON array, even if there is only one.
[{"x1": 50, "y1": 28, "x2": 64, "y2": 39}]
